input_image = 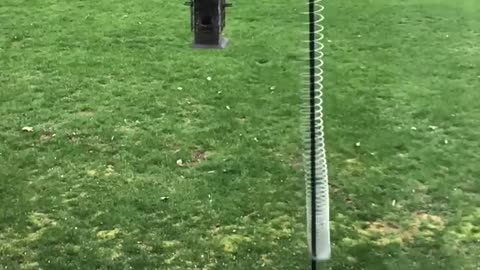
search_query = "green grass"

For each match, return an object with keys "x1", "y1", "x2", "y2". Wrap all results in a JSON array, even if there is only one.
[{"x1": 1, "y1": 0, "x2": 479, "y2": 269}]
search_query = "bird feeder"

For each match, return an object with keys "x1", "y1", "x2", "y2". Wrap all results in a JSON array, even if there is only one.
[{"x1": 185, "y1": 0, "x2": 232, "y2": 49}]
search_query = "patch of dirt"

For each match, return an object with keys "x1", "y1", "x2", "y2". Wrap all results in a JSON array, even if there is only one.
[
  {"x1": 192, "y1": 150, "x2": 208, "y2": 161},
  {"x1": 366, "y1": 221, "x2": 401, "y2": 235},
  {"x1": 360, "y1": 212, "x2": 445, "y2": 246},
  {"x1": 410, "y1": 211, "x2": 445, "y2": 234},
  {"x1": 219, "y1": 234, "x2": 252, "y2": 253},
  {"x1": 186, "y1": 150, "x2": 211, "y2": 166}
]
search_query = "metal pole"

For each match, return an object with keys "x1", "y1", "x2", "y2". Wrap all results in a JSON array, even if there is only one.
[{"x1": 308, "y1": 0, "x2": 318, "y2": 263}]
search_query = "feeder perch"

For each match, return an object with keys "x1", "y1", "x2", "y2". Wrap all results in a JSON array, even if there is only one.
[{"x1": 185, "y1": 0, "x2": 232, "y2": 49}]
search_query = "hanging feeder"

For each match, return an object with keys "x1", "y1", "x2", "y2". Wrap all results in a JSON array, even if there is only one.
[{"x1": 185, "y1": 0, "x2": 232, "y2": 49}]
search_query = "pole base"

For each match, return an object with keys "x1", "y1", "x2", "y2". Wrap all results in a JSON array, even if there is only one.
[{"x1": 192, "y1": 36, "x2": 228, "y2": 49}]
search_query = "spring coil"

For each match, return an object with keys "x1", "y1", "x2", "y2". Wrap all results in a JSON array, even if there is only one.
[{"x1": 303, "y1": 0, "x2": 330, "y2": 262}]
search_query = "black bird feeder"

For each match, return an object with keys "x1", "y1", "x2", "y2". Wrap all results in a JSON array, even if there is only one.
[{"x1": 185, "y1": 0, "x2": 232, "y2": 49}]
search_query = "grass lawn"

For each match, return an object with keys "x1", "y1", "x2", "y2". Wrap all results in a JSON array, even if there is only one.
[{"x1": 1, "y1": 0, "x2": 479, "y2": 269}]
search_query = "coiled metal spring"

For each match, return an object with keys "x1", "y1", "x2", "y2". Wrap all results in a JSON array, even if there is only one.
[{"x1": 302, "y1": 0, "x2": 330, "y2": 262}]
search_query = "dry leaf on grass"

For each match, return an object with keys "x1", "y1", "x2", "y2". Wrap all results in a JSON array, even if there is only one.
[{"x1": 176, "y1": 159, "x2": 184, "y2": 166}]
